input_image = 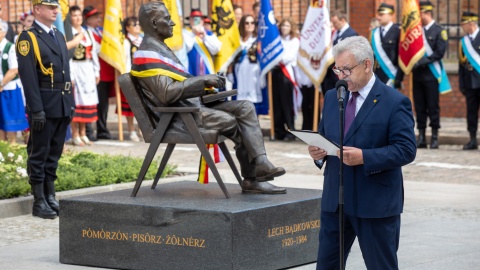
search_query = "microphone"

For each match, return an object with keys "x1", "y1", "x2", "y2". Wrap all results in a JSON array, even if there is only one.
[{"x1": 336, "y1": 80, "x2": 348, "y2": 104}]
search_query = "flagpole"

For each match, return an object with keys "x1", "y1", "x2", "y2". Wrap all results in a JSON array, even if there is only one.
[
  {"x1": 313, "y1": 85, "x2": 320, "y2": 131},
  {"x1": 114, "y1": 70, "x2": 124, "y2": 141},
  {"x1": 268, "y1": 72, "x2": 275, "y2": 140}
]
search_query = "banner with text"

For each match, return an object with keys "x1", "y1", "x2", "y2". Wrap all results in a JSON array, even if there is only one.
[
  {"x1": 297, "y1": 0, "x2": 334, "y2": 87},
  {"x1": 257, "y1": 0, "x2": 284, "y2": 79},
  {"x1": 399, "y1": 0, "x2": 425, "y2": 75}
]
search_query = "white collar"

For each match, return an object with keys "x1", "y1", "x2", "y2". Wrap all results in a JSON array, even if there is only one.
[
  {"x1": 35, "y1": 20, "x2": 54, "y2": 34},
  {"x1": 424, "y1": 20, "x2": 435, "y2": 31},
  {"x1": 354, "y1": 73, "x2": 376, "y2": 100},
  {"x1": 470, "y1": 27, "x2": 479, "y2": 40},
  {"x1": 381, "y1": 22, "x2": 393, "y2": 33},
  {"x1": 338, "y1": 23, "x2": 350, "y2": 36}
]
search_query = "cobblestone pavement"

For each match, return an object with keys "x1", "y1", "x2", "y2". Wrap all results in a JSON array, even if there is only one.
[{"x1": 1, "y1": 115, "x2": 480, "y2": 269}]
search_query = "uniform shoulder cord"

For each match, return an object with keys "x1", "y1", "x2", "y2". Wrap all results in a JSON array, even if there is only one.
[{"x1": 26, "y1": 31, "x2": 54, "y2": 84}]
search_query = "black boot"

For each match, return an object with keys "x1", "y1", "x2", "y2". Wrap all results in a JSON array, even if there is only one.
[
  {"x1": 430, "y1": 129, "x2": 439, "y2": 149},
  {"x1": 416, "y1": 129, "x2": 427, "y2": 148},
  {"x1": 44, "y1": 181, "x2": 59, "y2": 214},
  {"x1": 463, "y1": 132, "x2": 478, "y2": 150},
  {"x1": 31, "y1": 183, "x2": 57, "y2": 219}
]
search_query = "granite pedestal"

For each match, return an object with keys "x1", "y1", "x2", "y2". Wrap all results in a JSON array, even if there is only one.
[{"x1": 60, "y1": 181, "x2": 322, "y2": 270}]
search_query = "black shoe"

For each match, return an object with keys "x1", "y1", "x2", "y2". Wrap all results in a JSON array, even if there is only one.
[
  {"x1": 87, "y1": 135, "x2": 98, "y2": 142},
  {"x1": 463, "y1": 140, "x2": 478, "y2": 150},
  {"x1": 31, "y1": 184, "x2": 57, "y2": 219},
  {"x1": 416, "y1": 129, "x2": 427, "y2": 148},
  {"x1": 44, "y1": 181, "x2": 59, "y2": 214},
  {"x1": 430, "y1": 129, "x2": 439, "y2": 149},
  {"x1": 241, "y1": 179, "x2": 286, "y2": 194},
  {"x1": 96, "y1": 133, "x2": 112, "y2": 140}
]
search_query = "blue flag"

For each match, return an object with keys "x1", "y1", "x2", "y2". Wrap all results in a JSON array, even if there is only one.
[{"x1": 257, "y1": 0, "x2": 284, "y2": 79}]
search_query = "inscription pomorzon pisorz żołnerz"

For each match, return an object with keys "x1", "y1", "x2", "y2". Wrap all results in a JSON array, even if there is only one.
[{"x1": 81, "y1": 228, "x2": 206, "y2": 248}]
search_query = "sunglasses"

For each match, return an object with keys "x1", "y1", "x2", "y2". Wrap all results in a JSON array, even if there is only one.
[
  {"x1": 129, "y1": 22, "x2": 139, "y2": 27},
  {"x1": 244, "y1": 21, "x2": 255, "y2": 25}
]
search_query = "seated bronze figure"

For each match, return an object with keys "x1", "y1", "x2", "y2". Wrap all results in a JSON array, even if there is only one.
[{"x1": 131, "y1": 1, "x2": 286, "y2": 194}]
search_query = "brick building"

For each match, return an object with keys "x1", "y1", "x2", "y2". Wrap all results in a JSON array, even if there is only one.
[{"x1": 2, "y1": 0, "x2": 479, "y2": 118}]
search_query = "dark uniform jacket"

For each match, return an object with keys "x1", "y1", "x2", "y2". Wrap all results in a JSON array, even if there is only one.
[
  {"x1": 16, "y1": 22, "x2": 74, "y2": 118},
  {"x1": 412, "y1": 22, "x2": 447, "y2": 82},
  {"x1": 459, "y1": 34, "x2": 480, "y2": 90},
  {"x1": 374, "y1": 24, "x2": 405, "y2": 85}
]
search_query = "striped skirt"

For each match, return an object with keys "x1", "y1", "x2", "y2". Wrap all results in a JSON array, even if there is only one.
[{"x1": 72, "y1": 105, "x2": 98, "y2": 123}]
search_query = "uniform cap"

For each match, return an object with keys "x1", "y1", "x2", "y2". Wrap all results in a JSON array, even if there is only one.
[
  {"x1": 31, "y1": 0, "x2": 59, "y2": 6},
  {"x1": 460, "y1": 11, "x2": 478, "y2": 24},
  {"x1": 419, "y1": 1, "x2": 434, "y2": 12},
  {"x1": 377, "y1": 3, "x2": 394, "y2": 14}
]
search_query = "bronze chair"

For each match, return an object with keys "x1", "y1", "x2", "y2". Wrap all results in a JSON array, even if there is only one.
[{"x1": 118, "y1": 73, "x2": 243, "y2": 199}]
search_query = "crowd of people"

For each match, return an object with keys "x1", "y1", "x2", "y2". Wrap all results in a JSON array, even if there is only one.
[{"x1": 0, "y1": 1, "x2": 478, "y2": 149}]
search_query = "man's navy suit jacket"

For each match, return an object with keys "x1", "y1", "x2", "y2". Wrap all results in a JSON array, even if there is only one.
[{"x1": 319, "y1": 77, "x2": 416, "y2": 218}]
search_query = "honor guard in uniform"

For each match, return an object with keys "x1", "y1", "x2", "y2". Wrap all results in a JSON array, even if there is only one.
[
  {"x1": 412, "y1": 1, "x2": 448, "y2": 149},
  {"x1": 16, "y1": 0, "x2": 74, "y2": 219},
  {"x1": 372, "y1": 3, "x2": 404, "y2": 89},
  {"x1": 459, "y1": 12, "x2": 480, "y2": 150}
]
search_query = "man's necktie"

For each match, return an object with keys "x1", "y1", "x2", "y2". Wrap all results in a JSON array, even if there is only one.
[
  {"x1": 470, "y1": 35, "x2": 474, "y2": 41},
  {"x1": 49, "y1": 30, "x2": 59, "y2": 46},
  {"x1": 344, "y1": 92, "x2": 359, "y2": 136}
]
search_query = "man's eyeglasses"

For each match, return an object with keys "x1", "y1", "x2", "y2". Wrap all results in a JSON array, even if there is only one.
[
  {"x1": 244, "y1": 21, "x2": 255, "y2": 25},
  {"x1": 332, "y1": 63, "x2": 360, "y2": 76}
]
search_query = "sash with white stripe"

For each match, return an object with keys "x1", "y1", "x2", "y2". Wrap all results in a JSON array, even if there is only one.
[
  {"x1": 371, "y1": 27, "x2": 397, "y2": 87},
  {"x1": 423, "y1": 30, "x2": 452, "y2": 94},
  {"x1": 461, "y1": 36, "x2": 480, "y2": 74}
]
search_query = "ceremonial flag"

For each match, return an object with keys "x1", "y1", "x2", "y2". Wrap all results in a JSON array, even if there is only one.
[
  {"x1": 197, "y1": 144, "x2": 225, "y2": 184},
  {"x1": 164, "y1": 0, "x2": 183, "y2": 51},
  {"x1": 398, "y1": 0, "x2": 424, "y2": 74},
  {"x1": 297, "y1": 0, "x2": 334, "y2": 86},
  {"x1": 211, "y1": 0, "x2": 241, "y2": 72},
  {"x1": 99, "y1": 0, "x2": 126, "y2": 74},
  {"x1": 257, "y1": 0, "x2": 284, "y2": 79}
]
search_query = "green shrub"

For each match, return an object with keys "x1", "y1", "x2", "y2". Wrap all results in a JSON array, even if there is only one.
[{"x1": 0, "y1": 141, "x2": 176, "y2": 199}]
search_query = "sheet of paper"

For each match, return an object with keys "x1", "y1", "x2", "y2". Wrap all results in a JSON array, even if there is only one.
[{"x1": 289, "y1": 130, "x2": 340, "y2": 156}]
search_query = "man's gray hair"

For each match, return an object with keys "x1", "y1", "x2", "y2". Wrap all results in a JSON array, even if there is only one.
[{"x1": 333, "y1": 36, "x2": 374, "y2": 70}]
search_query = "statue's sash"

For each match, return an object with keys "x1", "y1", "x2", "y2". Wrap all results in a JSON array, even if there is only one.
[
  {"x1": 423, "y1": 31, "x2": 451, "y2": 94},
  {"x1": 371, "y1": 27, "x2": 397, "y2": 87},
  {"x1": 460, "y1": 36, "x2": 480, "y2": 74},
  {"x1": 130, "y1": 50, "x2": 192, "y2": 81}
]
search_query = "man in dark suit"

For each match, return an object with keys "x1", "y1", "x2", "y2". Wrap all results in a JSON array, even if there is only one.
[
  {"x1": 459, "y1": 12, "x2": 480, "y2": 150},
  {"x1": 308, "y1": 36, "x2": 416, "y2": 269},
  {"x1": 372, "y1": 3, "x2": 404, "y2": 90},
  {"x1": 321, "y1": 10, "x2": 358, "y2": 96},
  {"x1": 17, "y1": 0, "x2": 75, "y2": 219},
  {"x1": 412, "y1": 1, "x2": 448, "y2": 149}
]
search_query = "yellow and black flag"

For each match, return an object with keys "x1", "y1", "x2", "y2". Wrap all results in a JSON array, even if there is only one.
[{"x1": 211, "y1": 0, "x2": 241, "y2": 72}]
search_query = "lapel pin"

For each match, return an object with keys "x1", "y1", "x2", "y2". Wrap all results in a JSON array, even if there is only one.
[{"x1": 374, "y1": 99, "x2": 378, "y2": 103}]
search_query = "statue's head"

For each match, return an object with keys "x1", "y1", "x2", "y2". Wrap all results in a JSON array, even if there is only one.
[{"x1": 139, "y1": 1, "x2": 175, "y2": 41}]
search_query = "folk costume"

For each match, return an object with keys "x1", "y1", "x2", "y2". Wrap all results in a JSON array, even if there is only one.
[
  {"x1": 70, "y1": 26, "x2": 99, "y2": 123},
  {"x1": 0, "y1": 37, "x2": 28, "y2": 132}
]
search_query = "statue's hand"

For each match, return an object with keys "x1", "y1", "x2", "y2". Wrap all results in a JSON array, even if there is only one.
[
  {"x1": 204, "y1": 88, "x2": 218, "y2": 95},
  {"x1": 203, "y1": 74, "x2": 226, "y2": 90}
]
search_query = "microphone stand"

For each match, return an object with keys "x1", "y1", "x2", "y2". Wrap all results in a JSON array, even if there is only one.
[{"x1": 337, "y1": 90, "x2": 345, "y2": 270}]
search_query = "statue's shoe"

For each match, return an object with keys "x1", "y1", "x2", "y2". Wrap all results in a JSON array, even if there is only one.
[
  {"x1": 241, "y1": 179, "x2": 286, "y2": 194},
  {"x1": 255, "y1": 158, "x2": 286, "y2": 182}
]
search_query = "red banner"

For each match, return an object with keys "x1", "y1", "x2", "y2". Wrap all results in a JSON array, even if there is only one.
[{"x1": 399, "y1": 0, "x2": 425, "y2": 75}]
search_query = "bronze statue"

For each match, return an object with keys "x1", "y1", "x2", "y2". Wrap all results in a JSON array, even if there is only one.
[{"x1": 131, "y1": 1, "x2": 286, "y2": 194}]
